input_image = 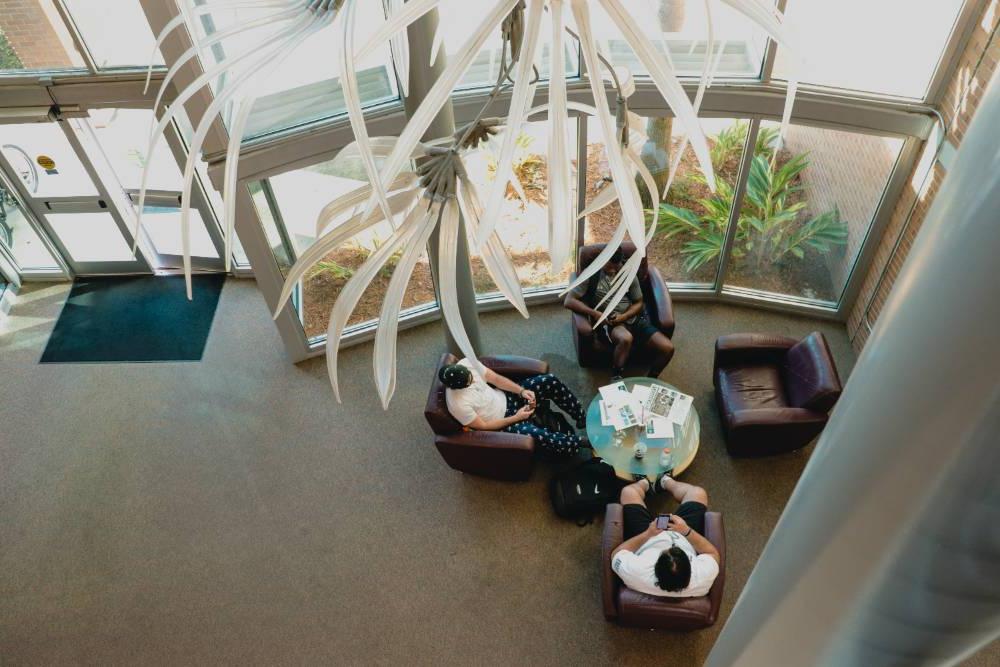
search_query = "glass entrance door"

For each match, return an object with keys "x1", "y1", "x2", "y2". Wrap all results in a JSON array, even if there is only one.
[{"x1": 0, "y1": 119, "x2": 149, "y2": 274}]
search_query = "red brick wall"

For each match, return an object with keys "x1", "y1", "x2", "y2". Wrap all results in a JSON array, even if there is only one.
[
  {"x1": 0, "y1": 0, "x2": 81, "y2": 69},
  {"x1": 847, "y1": 0, "x2": 1000, "y2": 351}
]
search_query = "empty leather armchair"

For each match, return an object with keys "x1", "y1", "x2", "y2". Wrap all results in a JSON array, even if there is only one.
[
  {"x1": 713, "y1": 332, "x2": 843, "y2": 456},
  {"x1": 424, "y1": 352, "x2": 549, "y2": 481},
  {"x1": 601, "y1": 503, "x2": 726, "y2": 630},
  {"x1": 566, "y1": 242, "x2": 675, "y2": 369}
]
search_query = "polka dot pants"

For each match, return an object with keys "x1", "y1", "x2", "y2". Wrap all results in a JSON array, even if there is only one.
[{"x1": 502, "y1": 373, "x2": 586, "y2": 459}]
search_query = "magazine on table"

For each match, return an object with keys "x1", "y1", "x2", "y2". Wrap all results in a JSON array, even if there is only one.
[{"x1": 644, "y1": 385, "x2": 693, "y2": 425}]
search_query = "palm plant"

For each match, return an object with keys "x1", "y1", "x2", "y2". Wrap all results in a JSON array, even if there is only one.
[{"x1": 656, "y1": 144, "x2": 848, "y2": 273}]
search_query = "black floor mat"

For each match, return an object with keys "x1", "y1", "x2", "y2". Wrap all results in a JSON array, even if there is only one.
[{"x1": 40, "y1": 275, "x2": 225, "y2": 363}]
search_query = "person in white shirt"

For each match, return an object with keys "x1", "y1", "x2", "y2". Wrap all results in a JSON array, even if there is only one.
[
  {"x1": 440, "y1": 358, "x2": 588, "y2": 459},
  {"x1": 610, "y1": 473, "x2": 720, "y2": 597}
]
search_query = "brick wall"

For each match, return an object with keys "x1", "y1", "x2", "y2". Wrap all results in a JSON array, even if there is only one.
[
  {"x1": 782, "y1": 125, "x2": 901, "y2": 293},
  {"x1": 0, "y1": 0, "x2": 82, "y2": 69},
  {"x1": 847, "y1": 0, "x2": 1000, "y2": 351}
]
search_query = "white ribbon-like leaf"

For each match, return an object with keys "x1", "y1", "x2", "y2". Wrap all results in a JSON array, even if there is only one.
[
  {"x1": 316, "y1": 172, "x2": 416, "y2": 236},
  {"x1": 341, "y1": 0, "x2": 396, "y2": 229},
  {"x1": 385, "y1": 0, "x2": 411, "y2": 97},
  {"x1": 177, "y1": 11, "x2": 330, "y2": 297},
  {"x1": 273, "y1": 189, "x2": 419, "y2": 317},
  {"x1": 326, "y1": 201, "x2": 428, "y2": 402},
  {"x1": 719, "y1": 0, "x2": 801, "y2": 145},
  {"x1": 356, "y1": 0, "x2": 439, "y2": 62},
  {"x1": 475, "y1": 0, "x2": 545, "y2": 248},
  {"x1": 437, "y1": 198, "x2": 487, "y2": 377},
  {"x1": 598, "y1": 0, "x2": 716, "y2": 192},
  {"x1": 456, "y1": 175, "x2": 528, "y2": 318},
  {"x1": 571, "y1": 0, "x2": 646, "y2": 255},
  {"x1": 374, "y1": 205, "x2": 439, "y2": 407},
  {"x1": 546, "y1": 0, "x2": 573, "y2": 274},
  {"x1": 355, "y1": 0, "x2": 521, "y2": 230}
]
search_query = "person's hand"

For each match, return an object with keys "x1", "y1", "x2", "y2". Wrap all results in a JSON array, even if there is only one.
[
  {"x1": 520, "y1": 389, "x2": 536, "y2": 406},
  {"x1": 667, "y1": 514, "x2": 690, "y2": 536},
  {"x1": 607, "y1": 312, "x2": 620, "y2": 326},
  {"x1": 647, "y1": 519, "x2": 665, "y2": 536},
  {"x1": 515, "y1": 405, "x2": 535, "y2": 421}
]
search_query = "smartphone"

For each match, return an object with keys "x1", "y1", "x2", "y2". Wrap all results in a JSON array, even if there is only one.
[{"x1": 656, "y1": 514, "x2": 671, "y2": 530}]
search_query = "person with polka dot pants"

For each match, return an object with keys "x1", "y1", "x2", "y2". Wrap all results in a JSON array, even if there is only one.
[{"x1": 441, "y1": 359, "x2": 588, "y2": 459}]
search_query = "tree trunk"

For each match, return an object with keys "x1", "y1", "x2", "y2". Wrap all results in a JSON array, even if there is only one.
[
  {"x1": 639, "y1": 116, "x2": 673, "y2": 208},
  {"x1": 637, "y1": 3, "x2": 685, "y2": 208}
]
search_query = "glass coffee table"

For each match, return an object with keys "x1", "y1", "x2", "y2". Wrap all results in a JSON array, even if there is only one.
[{"x1": 585, "y1": 377, "x2": 700, "y2": 478}]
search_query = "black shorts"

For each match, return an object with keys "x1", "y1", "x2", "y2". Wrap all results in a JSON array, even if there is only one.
[
  {"x1": 623, "y1": 317, "x2": 659, "y2": 348},
  {"x1": 622, "y1": 501, "x2": 707, "y2": 540}
]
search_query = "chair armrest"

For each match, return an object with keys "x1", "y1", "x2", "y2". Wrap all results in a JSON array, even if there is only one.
[
  {"x1": 723, "y1": 407, "x2": 830, "y2": 457},
  {"x1": 434, "y1": 432, "x2": 535, "y2": 481},
  {"x1": 571, "y1": 312, "x2": 594, "y2": 338},
  {"x1": 646, "y1": 267, "x2": 675, "y2": 337},
  {"x1": 602, "y1": 504, "x2": 625, "y2": 619},
  {"x1": 714, "y1": 334, "x2": 798, "y2": 376},
  {"x1": 480, "y1": 355, "x2": 549, "y2": 379},
  {"x1": 728, "y1": 407, "x2": 828, "y2": 428},
  {"x1": 703, "y1": 512, "x2": 725, "y2": 625}
]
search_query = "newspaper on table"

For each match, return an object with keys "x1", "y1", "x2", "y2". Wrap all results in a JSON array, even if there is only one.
[{"x1": 644, "y1": 385, "x2": 694, "y2": 426}]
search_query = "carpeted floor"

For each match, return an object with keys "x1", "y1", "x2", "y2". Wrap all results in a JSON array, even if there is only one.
[{"x1": 0, "y1": 279, "x2": 996, "y2": 665}]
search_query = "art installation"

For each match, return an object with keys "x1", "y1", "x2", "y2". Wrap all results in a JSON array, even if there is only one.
[{"x1": 142, "y1": 0, "x2": 801, "y2": 407}]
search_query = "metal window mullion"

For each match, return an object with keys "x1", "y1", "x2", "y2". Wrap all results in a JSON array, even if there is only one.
[
  {"x1": 713, "y1": 118, "x2": 760, "y2": 295},
  {"x1": 760, "y1": 0, "x2": 789, "y2": 84},
  {"x1": 576, "y1": 110, "x2": 588, "y2": 251},
  {"x1": 51, "y1": 0, "x2": 99, "y2": 74}
]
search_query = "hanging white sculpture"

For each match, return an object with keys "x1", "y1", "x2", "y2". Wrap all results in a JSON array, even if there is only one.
[{"x1": 142, "y1": 0, "x2": 801, "y2": 407}]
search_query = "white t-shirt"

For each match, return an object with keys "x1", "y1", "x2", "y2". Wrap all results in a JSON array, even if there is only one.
[
  {"x1": 445, "y1": 358, "x2": 508, "y2": 426},
  {"x1": 611, "y1": 530, "x2": 719, "y2": 597}
]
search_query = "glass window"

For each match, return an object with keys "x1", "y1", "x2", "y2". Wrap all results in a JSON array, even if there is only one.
[
  {"x1": 437, "y1": 0, "x2": 580, "y2": 90},
  {"x1": 0, "y1": 0, "x2": 86, "y2": 72},
  {"x1": 0, "y1": 178, "x2": 59, "y2": 270},
  {"x1": 0, "y1": 122, "x2": 97, "y2": 197},
  {"x1": 588, "y1": 0, "x2": 768, "y2": 80},
  {"x1": 250, "y1": 153, "x2": 437, "y2": 342},
  {"x1": 62, "y1": 0, "x2": 164, "y2": 69},
  {"x1": 585, "y1": 116, "x2": 748, "y2": 287},
  {"x1": 771, "y1": 0, "x2": 966, "y2": 98},
  {"x1": 193, "y1": 2, "x2": 398, "y2": 140},
  {"x1": 45, "y1": 212, "x2": 135, "y2": 263},
  {"x1": 87, "y1": 109, "x2": 181, "y2": 192},
  {"x1": 723, "y1": 121, "x2": 904, "y2": 304},
  {"x1": 462, "y1": 117, "x2": 579, "y2": 298}
]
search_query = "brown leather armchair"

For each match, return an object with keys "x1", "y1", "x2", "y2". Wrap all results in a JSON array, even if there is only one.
[
  {"x1": 601, "y1": 503, "x2": 726, "y2": 630},
  {"x1": 713, "y1": 332, "x2": 843, "y2": 457},
  {"x1": 425, "y1": 352, "x2": 549, "y2": 481},
  {"x1": 566, "y1": 242, "x2": 675, "y2": 369}
]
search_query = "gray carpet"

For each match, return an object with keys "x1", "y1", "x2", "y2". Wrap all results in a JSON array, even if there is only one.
[{"x1": 0, "y1": 280, "x2": 996, "y2": 665}]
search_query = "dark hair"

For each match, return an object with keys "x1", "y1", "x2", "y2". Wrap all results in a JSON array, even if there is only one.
[
  {"x1": 438, "y1": 363, "x2": 473, "y2": 389},
  {"x1": 607, "y1": 247, "x2": 624, "y2": 265},
  {"x1": 654, "y1": 546, "x2": 692, "y2": 592}
]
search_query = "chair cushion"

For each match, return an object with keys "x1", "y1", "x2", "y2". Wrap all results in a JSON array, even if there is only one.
[
  {"x1": 783, "y1": 332, "x2": 843, "y2": 413},
  {"x1": 716, "y1": 365, "x2": 788, "y2": 414}
]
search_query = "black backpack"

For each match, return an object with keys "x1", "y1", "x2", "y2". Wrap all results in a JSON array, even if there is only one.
[{"x1": 549, "y1": 458, "x2": 624, "y2": 526}]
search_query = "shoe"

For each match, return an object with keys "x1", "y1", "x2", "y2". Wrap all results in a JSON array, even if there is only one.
[
  {"x1": 576, "y1": 417, "x2": 587, "y2": 430},
  {"x1": 611, "y1": 374, "x2": 624, "y2": 383},
  {"x1": 651, "y1": 470, "x2": 673, "y2": 494}
]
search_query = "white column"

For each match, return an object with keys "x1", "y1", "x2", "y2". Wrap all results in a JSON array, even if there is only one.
[{"x1": 706, "y1": 61, "x2": 1000, "y2": 667}]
